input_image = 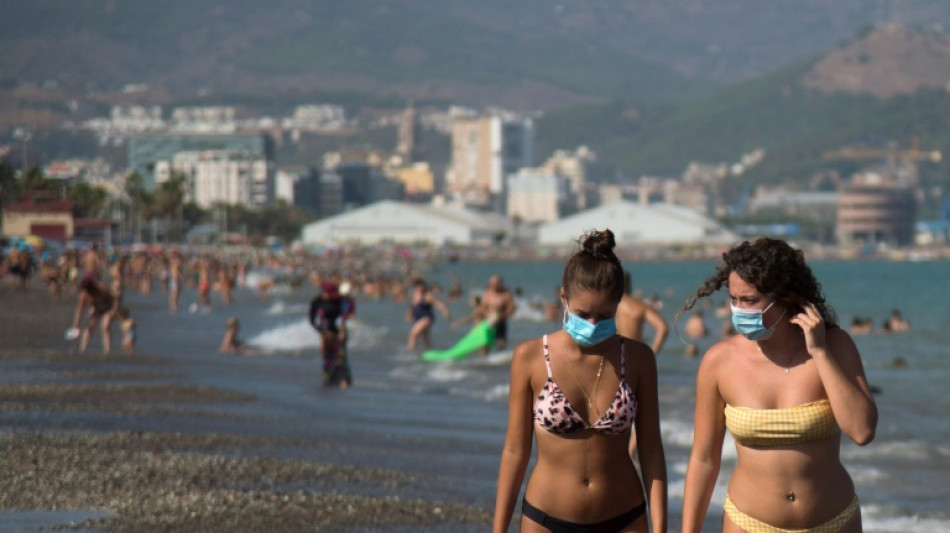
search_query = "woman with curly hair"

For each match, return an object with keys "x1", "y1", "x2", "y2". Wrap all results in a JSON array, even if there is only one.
[
  {"x1": 494, "y1": 229, "x2": 666, "y2": 533},
  {"x1": 678, "y1": 237, "x2": 877, "y2": 533}
]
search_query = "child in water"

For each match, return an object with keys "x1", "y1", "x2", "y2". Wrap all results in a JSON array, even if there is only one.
[
  {"x1": 117, "y1": 307, "x2": 136, "y2": 355},
  {"x1": 220, "y1": 317, "x2": 270, "y2": 356},
  {"x1": 220, "y1": 317, "x2": 243, "y2": 354}
]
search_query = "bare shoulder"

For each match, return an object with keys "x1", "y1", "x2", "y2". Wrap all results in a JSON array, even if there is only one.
[
  {"x1": 621, "y1": 336, "x2": 653, "y2": 360},
  {"x1": 511, "y1": 336, "x2": 544, "y2": 370},
  {"x1": 825, "y1": 325, "x2": 862, "y2": 361},
  {"x1": 620, "y1": 337, "x2": 656, "y2": 382},
  {"x1": 826, "y1": 325, "x2": 857, "y2": 346},
  {"x1": 697, "y1": 336, "x2": 740, "y2": 375},
  {"x1": 617, "y1": 296, "x2": 646, "y2": 317}
]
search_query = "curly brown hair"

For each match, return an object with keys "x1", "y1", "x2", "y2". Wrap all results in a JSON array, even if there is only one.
[
  {"x1": 561, "y1": 229, "x2": 625, "y2": 304},
  {"x1": 678, "y1": 237, "x2": 837, "y2": 326}
]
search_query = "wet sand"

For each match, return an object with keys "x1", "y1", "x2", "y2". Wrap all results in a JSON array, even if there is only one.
[{"x1": 0, "y1": 286, "x2": 493, "y2": 532}]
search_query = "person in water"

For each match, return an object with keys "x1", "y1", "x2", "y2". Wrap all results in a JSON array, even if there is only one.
[
  {"x1": 493, "y1": 228, "x2": 666, "y2": 533},
  {"x1": 678, "y1": 237, "x2": 877, "y2": 533},
  {"x1": 615, "y1": 270, "x2": 669, "y2": 356},
  {"x1": 480, "y1": 274, "x2": 517, "y2": 351},
  {"x1": 405, "y1": 278, "x2": 450, "y2": 351},
  {"x1": 310, "y1": 281, "x2": 354, "y2": 388},
  {"x1": 71, "y1": 276, "x2": 117, "y2": 354}
]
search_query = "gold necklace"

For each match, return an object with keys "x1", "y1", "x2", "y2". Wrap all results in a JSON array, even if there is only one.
[
  {"x1": 568, "y1": 354, "x2": 606, "y2": 419},
  {"x1": 757, "y1": 343, "x2": 795, "y2": 373}
]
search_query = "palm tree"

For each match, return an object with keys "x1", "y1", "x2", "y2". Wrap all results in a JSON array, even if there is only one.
[{"x1": 154, "y1": 174, "x2": 187, "y2": 242}]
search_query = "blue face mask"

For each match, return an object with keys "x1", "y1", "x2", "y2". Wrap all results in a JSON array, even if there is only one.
[
  {"x1": 563, "y1": 308, "x2": 617, "y2": 347},
  {"x1": 730, "y1": 301, "x2": 785, "y2": 341}
]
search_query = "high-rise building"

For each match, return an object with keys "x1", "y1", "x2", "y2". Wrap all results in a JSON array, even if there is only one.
[
  {"x1": 163, "y1": 150, "x2": 272, "y2": 209},
  {"x1": 397, "y1": 100, "x2": 421, "y2": 162},
  {"x1": 446, "y1": 115, "x2": 533, "y2": 210},
  {"x1": 337, "y1": 163, "x2": 405, "y2": 209}
]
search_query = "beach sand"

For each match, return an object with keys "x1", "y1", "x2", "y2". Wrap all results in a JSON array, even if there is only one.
[{"x1": 0, "y1": 286, "x2": 493, "y2": 532}]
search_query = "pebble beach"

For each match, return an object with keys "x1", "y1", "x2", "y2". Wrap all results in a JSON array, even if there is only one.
[{"x1": 0, "y1": 286, "x2": 493, "y2": 532}]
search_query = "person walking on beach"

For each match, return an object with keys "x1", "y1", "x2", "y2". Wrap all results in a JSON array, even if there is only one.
[
  {"x1": 310, "y1": 281, "x2": 353, "y2": 389},
  {"x1": 481, "y1": 274, "x2": 517, "y2": 352},
  {"x1": 616, "y1": 270, "x2": 669, "y2": 356},
  {"x1": 195, "y1": 257, "x2": 212, "y2": 313},
  {"x1": 405, "y1": 278, "x2": 450, "y2": 352},
  {"x1": 168, "y1": 249, "x2": 183, "y2": 313},
  {"x1": 678, "y1": 237, "x2": 876, "y2": 533},
  {"x1": 494, "y1": 229, "x2": 667, "y2": 533}
]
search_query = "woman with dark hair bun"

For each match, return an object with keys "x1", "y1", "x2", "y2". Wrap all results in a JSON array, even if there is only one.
[
  {"x1": 494, "y1": 229, "x2": 667, "y2": 533},
  {"x1": 678, "y1": 237, "x2": 877, "y2": 533}
]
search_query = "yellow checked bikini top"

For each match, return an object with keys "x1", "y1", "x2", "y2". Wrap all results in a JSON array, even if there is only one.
[{"x1": 724, "y1": 399, "x2": 839, "y2": 446}]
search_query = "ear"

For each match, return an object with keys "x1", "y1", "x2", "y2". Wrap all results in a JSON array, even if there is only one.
[{"x1": 559, "y1": 287, "x2": 566, "y2": 301}]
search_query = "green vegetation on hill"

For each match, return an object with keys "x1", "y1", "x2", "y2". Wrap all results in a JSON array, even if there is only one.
[{"x1": 536, "y1": 58, "x2": 950, "y2": 188}]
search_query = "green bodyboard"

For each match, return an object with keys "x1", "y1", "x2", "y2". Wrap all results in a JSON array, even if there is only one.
[{"x1": 422, "y1": 320, "x2": 496, "y2": 362}]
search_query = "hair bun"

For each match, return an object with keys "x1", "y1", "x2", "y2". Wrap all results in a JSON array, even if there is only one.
[{"x1": 581, "y1": 229, "x2": 617, "y2": 260}]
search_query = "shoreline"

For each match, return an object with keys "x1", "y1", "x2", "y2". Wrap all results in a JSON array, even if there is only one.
[{"x1": 0, "y1": 286, "x2": 493, "y2": 532}]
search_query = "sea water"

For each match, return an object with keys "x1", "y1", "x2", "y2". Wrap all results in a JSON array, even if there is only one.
[{"x1": 124, "y1": 259, "x2": 950, "y2": 531}]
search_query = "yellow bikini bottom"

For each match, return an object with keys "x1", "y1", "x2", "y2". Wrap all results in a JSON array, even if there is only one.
[{"x1": 724, "y1": 494, "x2": 859, "y2": 533}]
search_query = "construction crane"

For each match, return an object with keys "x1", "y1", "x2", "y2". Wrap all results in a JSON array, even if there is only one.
[{"x1": 822, "y1": 138, "x2": 942, "y2": 185}]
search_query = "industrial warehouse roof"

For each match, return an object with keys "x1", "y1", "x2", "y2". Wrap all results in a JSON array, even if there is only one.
[
  {"x1": 537, "y1": 201, "x2": 740, "y2": 247},
  {"x1": 300, "y1": 200, "x2": 509, "y2": 246}
]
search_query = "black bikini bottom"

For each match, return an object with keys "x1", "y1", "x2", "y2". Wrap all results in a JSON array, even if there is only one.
[{"x1": 521, "y1": 498, "x2": 646, "y2": 533}]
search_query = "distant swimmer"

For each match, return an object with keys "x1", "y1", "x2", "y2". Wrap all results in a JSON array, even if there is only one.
[
  {"x1": 886, "y1": 308, "x2": 910, "y2": 333},
  {"x1": 849, "y1": 316, "x2": 873, "y2": 335},
  {"x1": 682, "y1": 309, "x2": 709, "y2": 358},
  {"x1": 684, "y1": 309, "x2": 709, "y2": 339}
]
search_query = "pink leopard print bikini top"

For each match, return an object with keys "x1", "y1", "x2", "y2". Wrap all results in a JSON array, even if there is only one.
[{"x1": 534, "y1": 334, "x2": 637, "y2": 434}]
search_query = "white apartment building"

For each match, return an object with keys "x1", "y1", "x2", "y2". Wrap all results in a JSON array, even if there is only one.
[
  {"x1": 446, "y1": 115, "x2": 533, "y2": 208},
  {"x1": 159, "y1": 150, "x2": 271, "y2": 208},
  {"x1": 282, "y1": 105, "x2": 346, "y2": 131},
  {"x1": 109, "y1": 105, "x2": 165, "y2": 131},
  {"x1": 540, "y1": 146, "x2": 595, "y2": 209},
  {"x1": 169, "y1": 107, "x2": 237, "y2": 133},
  {"x1": 507, "y1": 169, "x2": 570, "y2": 223}
]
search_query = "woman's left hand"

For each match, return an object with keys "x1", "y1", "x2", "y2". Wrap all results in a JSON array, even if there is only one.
[{"x1": 789, "y1": 302, "x2": 827, "y2": 357}]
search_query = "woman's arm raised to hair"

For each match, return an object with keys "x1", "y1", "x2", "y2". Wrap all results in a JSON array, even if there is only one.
[{"x1": 792, "y1": 304, "x2": 877, "y2": 444}]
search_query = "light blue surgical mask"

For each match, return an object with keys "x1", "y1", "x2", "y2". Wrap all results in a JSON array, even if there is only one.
[
  {"x1": 563, "y1": 309, "x2": 617, "y2": 347},
  {"x1": 730, "y1": 301, "x2": 785, "y2": 341}
]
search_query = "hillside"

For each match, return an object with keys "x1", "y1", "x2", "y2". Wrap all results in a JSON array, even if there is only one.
[
  {"x1": 804, "y1": 24, "x2": 950, "y2": 98},
  {"x1": 0, "y1": 0, "x2": 704, "y2": 110},
  {"x1": 535, "y1": 25, "x2": 950, "y2": 186},
  {"x1": 5, "y1": 1, "x2": 950, "y2": 110}
]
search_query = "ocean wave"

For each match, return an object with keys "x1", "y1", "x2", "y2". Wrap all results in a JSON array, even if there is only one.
[
  {"x1": 481, "y1": 384, "x2": 510, "y2": 402},
  {"x1": 862, "y1": 505, "x2": 950, "y2": 533},
  {"x1": 425, "y1": 364, "x2": 470, "y2": 383},
  {"x1": 245, "y1": 318, "x2": 386, "y2": 351},
  {"x1": 660, "y1": 419, "x2": 696, "y2": 451},
  {"x1": 264, "y1": 300, "x2": 308, "y2": 316},
  {"x1": 848, "y1": 464, "x2": 888, "y2": 485},
  {"x1": 842, "y1": 439, "x2": 931, "y2": 461},
  {"x1": 246, "y1": 319, "x2": 319, "y2": 351}
]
